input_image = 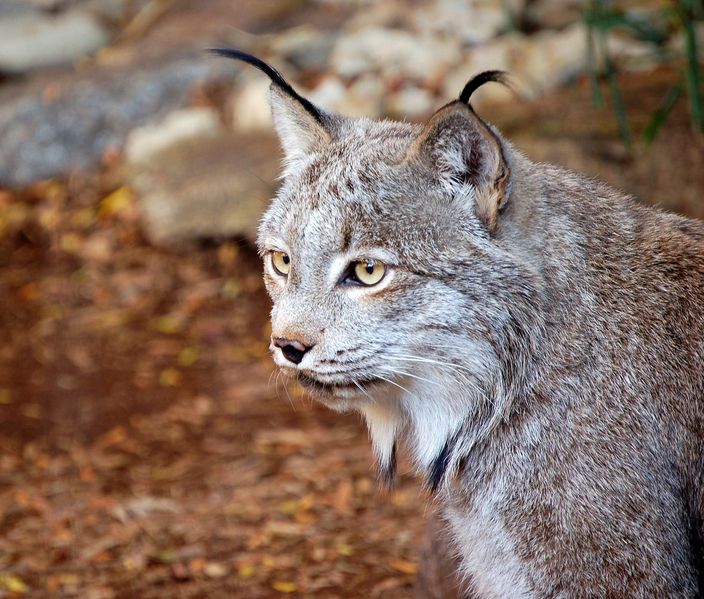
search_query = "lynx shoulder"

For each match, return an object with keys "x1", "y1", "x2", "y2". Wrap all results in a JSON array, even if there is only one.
[{"x1": 213, "y1": 49, "x2": 704, "y2": 597}]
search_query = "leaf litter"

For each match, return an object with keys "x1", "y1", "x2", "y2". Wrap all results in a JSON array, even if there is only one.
[{"x1": 0, "y1": 174, "x2": 429, "y2": 598}]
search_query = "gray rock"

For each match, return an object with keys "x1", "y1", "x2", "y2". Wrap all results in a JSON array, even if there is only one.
[
  {"x1": 524, "y1": 0, "x2": 582, "y2": 30},
  {"x1": 229, "y1": 77, "x2": 273, "y2": 132},
  {"x1": 0, "y1": 9, "x2": 109, "y2": 74},
  {"x1": 0, "y1": 56, "x2": 236, "y2": 187},
  {"x1": 387, "y1": 86, "x2": 434, "y2": 119},
  {"x1": 410, "y1": 0, "x2": 523, "y2": 45},
  {"x1": 130, "y1": 132, "x2": 279, "y2": 246},
  {"x1": 271, "y1": 26, "x2": 336, "y2": 73},
  {"x1": 83, "y1": 0, "x2": 133, "y2": 22},
  {"x1": 0, "y1": 1, "x2": 40, "y2": 18},
  {"x1": 331, "y1": 26, "x2": 461, "y2": 85},
  {"x1": 126, "y1": 107, "x2": 222, "y2": 165},
  {"x1": 443, "y1": 24, "x2": 589, "y2": 103}
]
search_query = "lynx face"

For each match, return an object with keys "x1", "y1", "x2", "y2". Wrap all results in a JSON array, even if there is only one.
[
  {"x1": 217, "y1": 50, "x2": 535, "y2": 480},
  {"x1": 258, "y1": 122, "x2": 492, "y2": 413}
]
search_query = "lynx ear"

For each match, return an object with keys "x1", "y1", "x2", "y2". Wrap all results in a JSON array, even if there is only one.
[
  {"x1": 269, "y1": 85, "x2": 330, "y2": 168},
  {"x1": 408, "y1": 71, "x2": 511, "y2": 233},
  {"x1": 209, "y1": 48, "x2": 331, "y2": 169}
]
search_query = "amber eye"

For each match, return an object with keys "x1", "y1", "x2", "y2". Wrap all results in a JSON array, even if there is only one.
[
  {"x1": 271, "y1": 251, "x2": 291, "y2": 276},
  {"x1": 353, "y1": 260, "x2": 386, "y2": 286}
]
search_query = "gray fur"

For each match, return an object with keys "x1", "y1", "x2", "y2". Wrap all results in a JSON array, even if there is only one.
[{"x1": 253, "y1": 66, "x2": 704, "y2": 597}]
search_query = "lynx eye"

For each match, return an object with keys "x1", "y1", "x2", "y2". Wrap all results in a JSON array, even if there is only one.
[
  {"x1": 270, "y1": 251, "x2": 291, "y2": 276},
  {"x1": 352, "y1": 260, "x2": 386, "y2": 286}
]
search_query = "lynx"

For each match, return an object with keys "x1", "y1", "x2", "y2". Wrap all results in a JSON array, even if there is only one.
[{"x1": 213, "y1": 49, "x2": 704, "y2": 597}]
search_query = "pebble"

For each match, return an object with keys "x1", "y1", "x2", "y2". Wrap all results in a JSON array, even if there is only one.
[
  {"x1": 411, "y1": 0, "x2": 524, "y2": 45},
  {"x1": 125, "y1": 108, "x2": 223, "y2": 166},
  {"x1": 230, "y1": 77, "x2": 273, "y2": 132},
  {"x1": 0, "y1": 9, "x2": 109, "y2": 74},
  {"x1": 331, "y1": 26, "x2": 461, "y2": 86},
  {"x1": 307, "y1": 76, "x2": 347, "y2": 113},
  {"x1": 0, "y1": 56, "x2": 233, "y2": 186},
  {"x1": 340, "y1": 75, "x2": 385, "y2": 117},
  {"x1": 387, "y1": 86, "x2": 435, "y2": 119},
  {"x1": 270, "y1": 26, "x2": 336, "y2": 72},
  {"x1": 524, "y1": 0, "x2": 582, "y2": 30},
  {"x1": 443, "y1": 24, "x2": 589, "y2": 103},
  {"x1": 129, "y1": 132, "x2": 279, "y2": 247}
]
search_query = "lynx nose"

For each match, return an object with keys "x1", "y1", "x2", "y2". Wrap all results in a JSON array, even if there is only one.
[{"x1": 272, "y1": 337, "x2": 313, "y2": 365}]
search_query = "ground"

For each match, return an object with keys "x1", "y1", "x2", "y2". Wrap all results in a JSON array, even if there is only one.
[{"x1": 0, "y1": 67, "x2": 703, "y2": 598}]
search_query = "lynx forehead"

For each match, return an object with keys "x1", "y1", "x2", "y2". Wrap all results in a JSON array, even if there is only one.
[{"x1": 214, "y1": 48, "x2": 704, "y2": 598}]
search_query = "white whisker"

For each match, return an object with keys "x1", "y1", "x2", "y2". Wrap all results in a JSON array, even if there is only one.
[
  {"x1": 375, "y1": 374, "x2": 412, "y2": 395},
  {"x1": 385, "y1": 368, "x2": 444, "y2": 388},
  {"x1": 353, "y1": 380, "x2": 375, "y2": 402}
]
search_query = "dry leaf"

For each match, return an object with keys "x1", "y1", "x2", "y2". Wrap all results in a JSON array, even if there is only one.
[
  {"x1": 0, "y1": 575, "x2": 28, "y2": 593},
  {"x1": 271, "y1": 580, "x2": 297, "y2": 593},
  {"x1": 389, "y1": 558, "x2": 419, "y2": 575}
]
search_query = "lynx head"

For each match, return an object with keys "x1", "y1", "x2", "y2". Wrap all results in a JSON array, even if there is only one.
[{"x1": 213, "y1": 50, "x2": 539, "y2": 489}]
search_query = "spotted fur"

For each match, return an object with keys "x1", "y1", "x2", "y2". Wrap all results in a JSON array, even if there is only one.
[{"x1": 217, "y1": 50, "x2": 704, "y2": 597}]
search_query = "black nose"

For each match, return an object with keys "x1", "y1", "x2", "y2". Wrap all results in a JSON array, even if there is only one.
[{"x1": 272, "y1": 337, "x2": 312, "y2": 365}]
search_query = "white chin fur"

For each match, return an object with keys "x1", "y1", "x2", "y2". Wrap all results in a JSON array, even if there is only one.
[
  {"x1": 360, "y1": 397, "x2": 404, "y2": 473},
  {"x1": 360, "y1": 374, "x2": 478, "y2": 483}
]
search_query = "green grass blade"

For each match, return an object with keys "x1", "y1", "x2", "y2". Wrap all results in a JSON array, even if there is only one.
[
  {"x1": 584, "y1": 3, "x2": 605, "y2": 108},
  {"x1": 642, "y1": 79, "x2": 685, "y2": 145},
  {"x1": 502, "y1": 0, "x2": 517, "y2": 32},
  {"x1": 682, "y1": 2, "x2": 703, "y2": 130}
]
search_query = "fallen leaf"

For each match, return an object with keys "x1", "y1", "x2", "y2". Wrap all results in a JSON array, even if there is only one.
[
  {"x1": 0, "y1": 388, "x2": 12, "y2": 404},
  {"x1": 99, "y1": 187, "x2": 134, "y2": 219},
  {"x1": 159, "y1": 368, "x2": 182, "y2": 387},
  {"x1": 0, "y1": 575, "x2": 28, "y2": 593},
  {"x1": 271, "y1": 580, "x2": 297, "y2": 593},
  {"x1": 237, "y1": 565, "x2": 256, "y2": 579},
  {"x1": 177, "y1": 346, "x2": 200, "y2": 366},
  {"x1": 152, "y1": 315, "x2": 183, "y2": 334},
  {"x1": 389, "y1": 558, "x2": 419, "y2": 575},
  {"x1": 203, "y1": 562, "x2": 228, "y2": 578},
  {"x1": 336, "y1": 543, "x2": 354, "y2": 557}
]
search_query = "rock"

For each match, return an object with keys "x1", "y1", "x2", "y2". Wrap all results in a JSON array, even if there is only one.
[
  {"x1": 443, "y1": 24, "x2": 589, "y2": 103},
  {"x1": 410, "y1": 0, "x2": 524, "y2": 45},
  {"x1": 442, "y1": 36, "x2": 519, "y2": 105},
  {"x1": 0, "y1": 9, "x2": 109, "y2": 74},
  {"x1": 307, "y1": 74, "x2": 384, "y2": 118},
  {"x1": 130, "y1": 132, "x2": 279, "y2": 246},
  {"x1": 270, "y1": 25, "x2": 336, "y2": 72},
  {"x1": 387, "y1": 86, "x2": 435, "y2": 119},
  {"x1": 667, "y1": 23, "x2": 704, "y2": 56},
  {"x1": 524, "y1": 0, "x2": 583, "y2": 30},
  {"x1": 307, "y1": 76, "x2": 347, "y2": 113},
  {"x1": 343, "y1": 0, "x2": 407, "y2": 30},
  {"x1": 605, "y1": 32, "x2": 657, "y2": 72},
  {"x1": 125, "y1": 108, "x2": 222, "y2": 165},
  {"x1": 339, "y1": 75, "x2": 385, "y2": 117},
  {"x1": 0, "y1": 1, "x2": 39, "y2": 18},
  {"x1": 83, "y1": 0, "x2": 132, "y2": 22},
  {"x1": 330, "y1": 26, "x2": 461, "y2": 86},
  {"x1": 516, "y1": 24, "x2": 588, "y2": 97},
  {"x1": 230, "y1": 77, "x2": 273, "y2": 132},
  {"x1": 0, "y1": 56, "x2": 236, "y2": 187}
]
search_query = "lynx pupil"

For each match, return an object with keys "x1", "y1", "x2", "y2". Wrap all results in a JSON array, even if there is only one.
[
  {"x1": 353, "y1": 259, "x2": 385, "y2": 286},
  {"x1": 271, "y1": 251, "x2": 290, "y2": 276}
]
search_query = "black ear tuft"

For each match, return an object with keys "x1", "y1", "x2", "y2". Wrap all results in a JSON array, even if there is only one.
[
  {"x1": 208, "y1": 48, "x2": 323, "y2": 124},
  {"x1": 458, "y1": 70, "x2": 512, "y2": 106}
]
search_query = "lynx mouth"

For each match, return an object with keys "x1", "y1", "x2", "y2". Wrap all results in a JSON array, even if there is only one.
[{"x1": 297, "y1": 373, "x2": 383, "y2": 396}]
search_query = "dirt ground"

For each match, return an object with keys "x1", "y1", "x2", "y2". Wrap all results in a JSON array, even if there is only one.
[{"x1": 1, "y1": 66, "x2": 703, "y2": 598}]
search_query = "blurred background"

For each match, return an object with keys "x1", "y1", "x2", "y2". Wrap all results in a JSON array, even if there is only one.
[{"x1": 0, "y1": 0, "x2": 702, "y2": 597}]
